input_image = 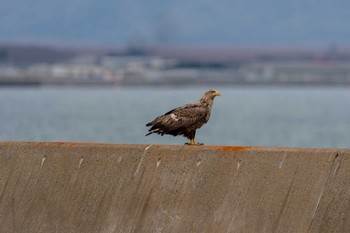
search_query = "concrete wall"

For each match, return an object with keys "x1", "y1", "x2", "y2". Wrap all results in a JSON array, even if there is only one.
[{"x1": 0, "y1": 142, "x2": 349, "y2": 233}]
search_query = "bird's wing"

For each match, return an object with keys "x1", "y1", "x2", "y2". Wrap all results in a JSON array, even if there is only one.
[{"x1": 158, "y1": 103, "x2": 208, "y2": 129}]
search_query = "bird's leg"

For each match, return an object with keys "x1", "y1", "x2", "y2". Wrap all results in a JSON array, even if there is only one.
[
  {"x1": 185, "y1": 131, "x2": 203, "y2": 146},
  {"x1": 188, "y1": 138, "x2": 196, "y2": 145}
]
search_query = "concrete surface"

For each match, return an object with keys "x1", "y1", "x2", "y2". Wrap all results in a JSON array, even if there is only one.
[{"x1": 0, "y1": 142, "x2": 349, "y2": 233}]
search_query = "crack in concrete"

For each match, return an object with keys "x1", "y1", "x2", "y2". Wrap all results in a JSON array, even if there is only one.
[
  {"x1": 133, "y1": 145, "x2": 152, "y2": 178},
  {"x1": 307, "y1": 152, "x2": 341, "y2": 233}
]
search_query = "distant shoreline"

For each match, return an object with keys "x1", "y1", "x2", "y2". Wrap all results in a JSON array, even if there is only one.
[{"x1": 1, "y1": 78, "x2": 350, "y2": 87}]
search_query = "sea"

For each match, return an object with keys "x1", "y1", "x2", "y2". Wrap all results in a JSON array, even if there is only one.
[{"x1": 0, "y1": 86, "x2": 349, "y2": 148}]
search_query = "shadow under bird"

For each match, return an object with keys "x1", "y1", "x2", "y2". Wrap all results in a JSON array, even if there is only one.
[{"x1": 146, "y1": 89, "x2": 221, "y2": 145}]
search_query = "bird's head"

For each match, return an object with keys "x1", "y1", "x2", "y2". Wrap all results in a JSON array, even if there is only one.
[{"x1": 201, "y1": 89, "x2": 221, "y2": 103}]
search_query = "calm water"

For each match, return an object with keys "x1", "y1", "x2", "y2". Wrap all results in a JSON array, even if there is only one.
[{"x1": 0, "y1": 86, "x2": 349, "y2": 148}]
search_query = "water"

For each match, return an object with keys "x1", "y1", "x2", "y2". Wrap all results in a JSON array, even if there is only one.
[{"x1": 0, "y1": 86, "x2": 349, "y2": 148}]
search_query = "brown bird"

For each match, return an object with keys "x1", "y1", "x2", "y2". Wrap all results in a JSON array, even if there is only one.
[{"x1": 146, "y1": 89, "x2": 221, "y2": 145}]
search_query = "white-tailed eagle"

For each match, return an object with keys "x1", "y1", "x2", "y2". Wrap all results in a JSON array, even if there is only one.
[{"x1": 146, "y1": 89, "x2": 221, "y2": 145}]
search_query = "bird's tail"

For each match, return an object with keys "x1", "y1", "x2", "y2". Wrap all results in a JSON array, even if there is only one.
[{"x1": 146, "y1": 122, "x2": 153, "y2": 136}]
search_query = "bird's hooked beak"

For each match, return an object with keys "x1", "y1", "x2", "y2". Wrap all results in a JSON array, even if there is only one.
[{"x1": 213, "y1": 90, "x2": 221, "y2": 97}]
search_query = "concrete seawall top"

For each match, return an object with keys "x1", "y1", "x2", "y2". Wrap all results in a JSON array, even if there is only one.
[{"x1": 0, "y1": 142, "x2": 349, "y2": 233}]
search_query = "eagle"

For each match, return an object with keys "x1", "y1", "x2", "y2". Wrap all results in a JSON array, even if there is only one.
[{"x1": 146, "y1": 89, "x2": 221, "y2": 145}]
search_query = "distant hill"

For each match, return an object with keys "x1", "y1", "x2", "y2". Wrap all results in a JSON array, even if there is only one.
[
  {"x1": 1, "y1": 44, "x2": 350, "y2": 66},
  {"x1": 0, "y1": 45, "x2": 78, "y2": 65}
]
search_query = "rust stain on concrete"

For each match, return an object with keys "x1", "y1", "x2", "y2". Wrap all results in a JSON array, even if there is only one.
[
  {"x1": 53, "y1": 142, "x2": 80, "y2": 147},
  {"x1": 207, "y1": 145, "x2": 252, "y2": 151},
  {"x1": 31, "y1": 142, "x2": 81, "y2": 147},
  {"x1": 32, "y1": 142, "x2": 50, "y2": 147}
]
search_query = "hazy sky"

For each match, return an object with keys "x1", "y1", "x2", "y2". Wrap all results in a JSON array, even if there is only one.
[{"x1": 1, "y1": 0, "x2": 349, "y2": 48}]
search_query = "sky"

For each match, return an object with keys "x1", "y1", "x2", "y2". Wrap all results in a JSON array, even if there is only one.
[{"x1": 1, "y1": 0, "x2": 350, "y2": 48}]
